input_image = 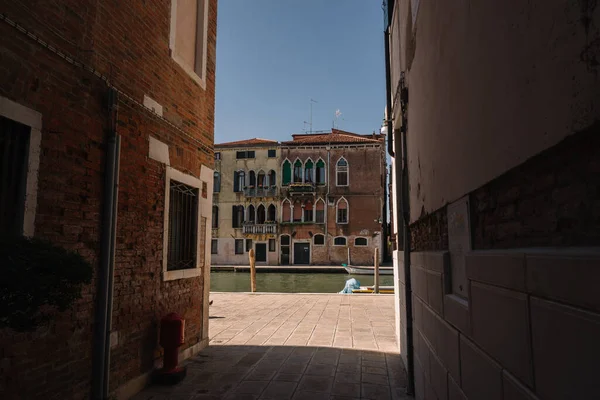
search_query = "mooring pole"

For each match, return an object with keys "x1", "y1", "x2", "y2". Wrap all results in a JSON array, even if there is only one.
[
  {"x1": 374, "y1": 247, "x2": 380, "y2": 294},
  {"x1": 249, "y1": 249, "x2": 256, "y2": 293}
]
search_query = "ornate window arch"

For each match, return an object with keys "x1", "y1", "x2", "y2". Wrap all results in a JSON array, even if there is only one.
[
  {"x1": 282, "y1": 159, "x2": 291, "y2": 186},
  {"x1": 293, "y1": 158, "x2": 303, "y2": 183},
  {"x1": 336, "y1": 157, "x2": 348, "y2": 186},
  {"x1": 315, "y1": 198, "x2": 326, "y2": 223},
  {"x1": 336, "y1": 197, "x2": 348, "y2": 224},
  {"x1": 315, "y1": 158, "x2": 326, "y2": 185}
]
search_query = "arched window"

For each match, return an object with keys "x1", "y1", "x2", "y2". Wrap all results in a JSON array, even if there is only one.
[
  {"x1": 315, "y1": 198, "x2": 325, "y2": 223},
  {"x1": 213, "y1": 171, "x2": 220, "y2": 192},
  {"x1": 304, "y1": 159, "x2": 314, "y2": 183},
  {"x1": 313, "y1": 234, "x2": 325, "y2": 246},
  {"x1": 212, "y1": 206, "x2": 219, "y2": 228},
  {"x1": 249, "y1": 170, "x2": 256, "y2": 187},
  {"x1": 282, "y1": 199, "x2": 292, "y2": 223},
  {"x1": 282, "y1": 160, "x2": 291, "y2": 186},
  {"x1": 267, "y1": 204, "x2": 276, "y2": 222},
  {"x1": 257, "y1": 204, "x2": 266, "y2": 224},
  {"x1": 293, "y1": 159, "x2": 303, "y2": 183},
  {"x1": 304, "y1": 200, "x2": 313, "y2": 222},
  {"x1": 354, "y1": 237, "x2": 368, "y2": 246},
  {"x1": 293, "y1": 200, "x2": 302, "y2": 222},
  {"x1": 336, "y1": 197, "x2": 348, "y2": 224},
  {"x1": 316, "y1": 159, "x2": 326, "y2": 185},
  {"x1": 233, "y1": 170, "x2": 245, "y2": 192},
  {"x1": 257, "y1": 170, "x2": 266, "y2": 187},
  {"x1": 268, "y1": 170, "x2": 276, "y2": 187},
  {"x1": 334, "y1": 237, "x2": 347, "y2": 246},
  {"x1": 336, "y1": 157, "x2": 348, "y2": 186},
  {"x1": 232, "y1": 205, "x2": 245, "y2": 227},
  {"x1": 247, "y1": 204, "x2": 256, "y2": 223}
]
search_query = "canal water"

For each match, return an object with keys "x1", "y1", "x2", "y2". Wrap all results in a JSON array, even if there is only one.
[{"x1": 210, "y1": 271, "x2": 395, "y2": 293}]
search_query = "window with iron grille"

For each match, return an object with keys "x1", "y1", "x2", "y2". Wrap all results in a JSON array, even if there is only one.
[
  {"x1": 269, "y1": 239, "x2": 276, "y2": 252},
  {"x1": 0, "y1": 116, "x2": 31, "y2": 236},
  {"x1": 211, "y1": 239, "x2": 218, "y2": 254},
  {"x1": 167, "y1": 180, "x2": 199, "y2": 271},
  {"x1": 235, "y1": 239, "x2": 244, "y2": 254},
  {"x1": 268, "y1": 149, "x2": 276, "y2": 158}
]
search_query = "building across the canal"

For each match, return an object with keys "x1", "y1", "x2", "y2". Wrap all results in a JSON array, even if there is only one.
[{"x1": 212, "y1": 129, "x2": 386, "y2": 266}]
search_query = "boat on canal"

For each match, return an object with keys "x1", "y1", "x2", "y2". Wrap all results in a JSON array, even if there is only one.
[{"x1": 343, "y1": 264, "x2": 394, "y2": 275}]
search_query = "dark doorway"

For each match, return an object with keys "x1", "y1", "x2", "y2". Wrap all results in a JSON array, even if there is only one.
[
  {"x1": 293, "y1": 243, "x2": 310, "y2": 265},
  {"x1": 255, "y1": 243, "x2": 267, "y2": 262}
]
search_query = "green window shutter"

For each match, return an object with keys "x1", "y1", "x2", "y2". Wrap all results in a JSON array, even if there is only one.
[{"x1": 282, "y1": 161, "x2": 291, "y2": 185}]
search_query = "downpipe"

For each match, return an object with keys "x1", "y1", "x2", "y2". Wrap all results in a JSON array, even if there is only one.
[{"x1": 92, "y1": 87, "x2": 121, "y2": 400}]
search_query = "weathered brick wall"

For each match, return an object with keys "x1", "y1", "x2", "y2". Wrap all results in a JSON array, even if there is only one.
[
  {"x1": 409, "y1": 207, "x2": 448, "y2": 252},
  {"x1": 471, "y1": 122, "x2": 600, "y2": 250},
  {"x1": 0, "y1": 0, "x2": 216, "y2": 398}
]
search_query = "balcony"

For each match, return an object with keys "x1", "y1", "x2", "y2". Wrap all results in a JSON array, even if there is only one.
[
  {"x1": 287, "y1": 183, "x2": 315, "y2": 194},
  {"x1": 243, "y1": 186, "x2": 278, "y2": 197},
  {"x1": 243, "y1": 223, "x2": 277, "y2": 235}
]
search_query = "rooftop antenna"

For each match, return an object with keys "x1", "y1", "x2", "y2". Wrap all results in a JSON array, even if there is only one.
[
  {"x1": 309, "y1": 98, "x2": 318, "y2": 133},
  {"x1": 303, "y1": 121, "x2": 309, "y2": 133},
  {"x1": 334, "y1": 109, "x2": 342, "y2": 129}
]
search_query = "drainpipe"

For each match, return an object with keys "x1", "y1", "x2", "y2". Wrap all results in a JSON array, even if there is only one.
[
  {"x1": 92, "y1": 86, "x2": 121, "y2": 400},
  {"x1": 384, "y1": 29, "x2": 394, "y2": 158}
]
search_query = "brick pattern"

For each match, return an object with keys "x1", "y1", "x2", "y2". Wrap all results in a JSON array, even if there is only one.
[
  {"x1": 471, "y1": 122, "x2": 600, "y2": 249},
  {"x1": 410, "y1": 206, "x2": 448, "y2": 251},
  {"x1": 0, "y1": 0, "x2": 216, "y2": 398}
]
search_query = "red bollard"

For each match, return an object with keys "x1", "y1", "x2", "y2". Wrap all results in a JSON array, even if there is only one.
[{"x1": 153, "y1": 313, "x2": 187, "y2": 385}]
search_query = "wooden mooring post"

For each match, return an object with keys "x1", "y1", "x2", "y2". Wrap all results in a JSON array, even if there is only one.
[
  {"x1": 374, "y1": 247, "x2": 380, "y2": 294},
  {"x1": 249, "y1": 248, "x2": 256, "y2": 293}
]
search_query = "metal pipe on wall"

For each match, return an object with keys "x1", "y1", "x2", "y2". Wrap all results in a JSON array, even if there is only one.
[{"x1": 92, "y1": 87, "x2": 121, "y2": 400}]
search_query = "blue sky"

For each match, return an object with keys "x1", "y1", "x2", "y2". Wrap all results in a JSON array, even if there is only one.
[{"x1": 214, "y1": 0, "x2": 386, "y2": 144}]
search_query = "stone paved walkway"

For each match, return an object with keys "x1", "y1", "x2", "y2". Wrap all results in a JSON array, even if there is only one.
[{"x1": 133, "y1": 293, "x2": 410, "y2": 399}]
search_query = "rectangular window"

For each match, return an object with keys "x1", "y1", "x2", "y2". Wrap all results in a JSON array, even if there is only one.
[
  {"x1": 337, "y1": 170, "x2": 348, "y2": 186},
  {"x1": 212, "y1": 206, "x2": 219, "y2": 228},
  {"x1": 337, "y1": 208, "x2": 348, "y2": 224},
  {"x1": 167, "y1": 180, "x2": 199, "y2": 271},
  {"x1": 236, "y1": 151, "x2": 255, "y2": 159},
  {"x1": 269, "y1": 238, "x2": 276, "y2": 252},
  {"x1": 232, "y1": 205, "x2": 244, "y2": 228},
  {"x1": 0, "y1": 116, "x2": 31, "y2": 236},
  {"x1": 215, "y1": 152, "x2": 221, "y2": 160},
  {"x1": 211, "y1": 239, "x2": 218, "y2": 254},
  {"x1": 246, "y1": 238, "x2": 253, "y2": 252},
  {"x1": 235, "y1": 239, "x2": 244, "y2": 254},
  {"x1": 213, "y1": 172, "x2": 220, "y2": 192},
  {"x1": 268, "y1": 149, "x2": 276, "y2": 158},
  {"x1": 304, "y1": 209, "x2": 313, "y2": 222},
  {"x1": 170, "y1": 0, "x2": 209, "y2": 87}
]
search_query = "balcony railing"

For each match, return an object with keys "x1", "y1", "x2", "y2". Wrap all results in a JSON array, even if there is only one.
[
  {"x1": 243, "y1": 186, "x2": 278, "y2": 197},
  {"x1": 287, "y1": 183, "x2": 315, "y2": 194},
  {"x1": 243, "y1": 223, "x2": 277, "y2": 234}
]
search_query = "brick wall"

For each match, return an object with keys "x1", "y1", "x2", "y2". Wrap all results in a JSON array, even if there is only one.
[
  {"x1": 0, "y1": 0, "x2": 216, "y2": 398},
  {"x1": 471, "y1": 122, "x2": 600, "y2": 250}
]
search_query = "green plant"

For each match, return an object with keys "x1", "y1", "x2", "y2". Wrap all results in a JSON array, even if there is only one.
[{"x1": 0, "y1": 235, "x2": 93, "y2": 331}]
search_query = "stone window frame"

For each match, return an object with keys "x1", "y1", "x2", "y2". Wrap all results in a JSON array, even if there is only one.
[
  {"x1": 354, "y1": 237, "x2": 368, "y2": 247},
  {"x1": 0, "y1": 96, "x2": 42, "y2": 237},
  {"x1": 333, "y1": 236, "x2": 347, "y2": 247},
  {"x1": 213, "y1": 171, "x2": 220, "y2": 192},
  {"x1": 169, "y1": 0, "x2": 209, "y2": 89},
  {"x1": 336, "y1": 196, "x2": 349, "y2": 225},
  {"x1": 212, "y1": 205, "x2": 219, "y2": 228},
  {"x1": 162, "y1": 166, "x2": 211, "y2": 281},
  {"x1": 293, "y1": 158, "x2": 304, "y2": 183},
  {"x1": 211, "y1": 239, "x2": 218, "y2": 254},
  {"x1": 281, "y1": 198, "x2": 292, "y2": 223},
  {"x1": 315, "y1": 197, "x2": 326, "y2": 224},
  {"x1": 315, "y1": 158, "x2": 326, "y2": 185},
  {"x1": 268, "y1": 238, "x2": 276, "y2": 252},
  {"x1": 304, "y1": 157, "x2": 314, "y2": 183},
  {"x1": 313, "y1": 234, "x2": 325, "y2": 246},
  {"x1": 336, "y1": 156, "x2": 349, "y2": 187}
]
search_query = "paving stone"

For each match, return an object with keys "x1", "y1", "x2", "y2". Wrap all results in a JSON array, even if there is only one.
[
  {"x1": 292, "y1": 391, "x2": 331, "y2": 400},
  {"x1": 331, "y1": 382, "x2": 361, "y2": 398},
  {"x1": 305, "y1": 363, "x2": 337, "y2": 377},
  {"x1": 362, "y1": 373, "x2": 390, "y2": 386},
  {"x1": 273, "y1": 373, "x2": 303, "y2": 382},
  {"x1": 259, "y1": 381, "x2": 298, "y2": 399},
  {"x1": 362, "y1": 383, "x2": 392, "y2": 400},
  {"x1": 297, "y1": 375, "x2": 334, "y2": 393},
  {"x1": 233, "y1": 381, "x2": 270, "y2": 395}
]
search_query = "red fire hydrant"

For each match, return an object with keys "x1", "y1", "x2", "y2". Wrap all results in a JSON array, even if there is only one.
[{"x1": 154, "y1": 312, "x2": 187, "y2": 385}]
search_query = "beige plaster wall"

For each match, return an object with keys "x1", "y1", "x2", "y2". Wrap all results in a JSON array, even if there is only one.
[{"x1": 390, "y1": 0, "x2": 600, "y2": 222}]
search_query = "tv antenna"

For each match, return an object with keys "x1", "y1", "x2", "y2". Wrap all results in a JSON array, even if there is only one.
[{"x1": 309, "y1": 98, "x2": 318, "y2": 133}]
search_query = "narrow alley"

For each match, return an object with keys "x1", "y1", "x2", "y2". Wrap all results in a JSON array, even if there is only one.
[{"x1": 133, "y1": 294, "x2": 408, "y2": 399}]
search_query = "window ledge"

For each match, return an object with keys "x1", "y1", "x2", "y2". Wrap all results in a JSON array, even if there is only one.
[{"x1": 163, "y1": 267, "x2": 203, "y2": 281}]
